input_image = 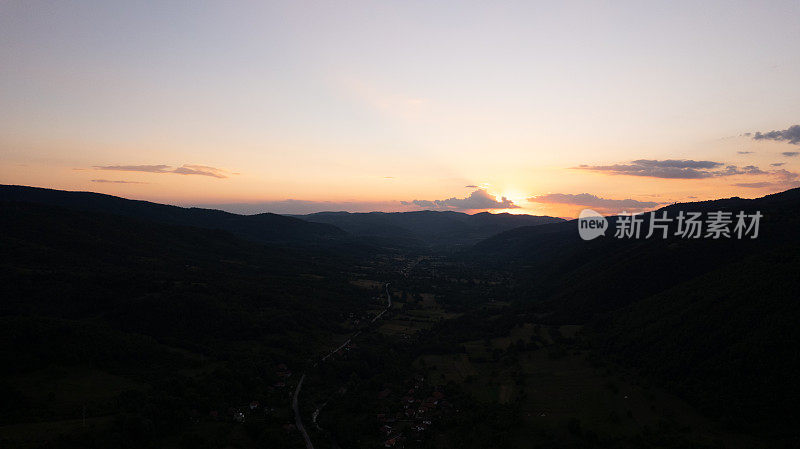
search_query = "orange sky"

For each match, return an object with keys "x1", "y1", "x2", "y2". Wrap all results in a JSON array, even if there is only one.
[{"x1": 2, "y1": 2, "x2": 800, "y2": 217}]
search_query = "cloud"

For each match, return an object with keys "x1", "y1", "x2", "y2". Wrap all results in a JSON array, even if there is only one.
[
  {"x1": 528, "y1": 193, "x2": 661, "y2": 213},
  {"x1": 732, "y1": 169, "x2": 800, "y2": 189},
  {"x1": 464, "y1": 185, "x2": 478, "y2": 188},
  {"x1": 752, "y1": 125, "x2": 800, "y2": 145},
  {"x1": 721, "y1": 165, "x2": 767, "y2": 175},
  {"x1": 733, "y1": 182, "x2": 775, "y2": 188},
  {"x1": 93, "y1": 164, "x2": 228, "y2": 178},
  {"x1": 401, "y1": 189, "x2": 519, "y2": 211},
  {"x1": 91, "y1": 179, "x2": 148, "y2": 184},
  {"x1": 774, "y1": 169, "x2": 799, "y2": 181},
  {"x1": 575, "y1": 159, "x2": 764, "y2": 179},
  {"x1": 782, "y1": 151, "x2": 800, "y2": 157},
  {"x1": 94, "y1": 164, "x2": 171, "y2": 173},
  {"x1": 171, "y1": 164, "x2": 227, "y2": 178},
  {"x1": 737, "y1": 151, "x2": 754, "y2": 154},
  {"x1": 771, "y1": 162, "x2": 786, "y2": 167}
]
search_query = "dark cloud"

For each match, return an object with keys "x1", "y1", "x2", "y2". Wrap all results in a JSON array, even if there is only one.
[
  {"x1": 720, "y1": 165, "x2": 767, "y2": 175},
  {"x1": 93, "y1": 164, "x2": 227, "y2": 178},
  {"x1": 733, "y1": 182, "x2": 775, "y2": 188},
  {"x1": 94, "y1": 164, "x2": 171, "y2": 173},
  {"x1": 464, "y1": 184, "x2": 478, "y2": 188},
  {"x1": 737, "y1": 151, "x2": 754, "y2": 154},
  {"x1": 771, "y1": 162, "x2": 786, "y2": 167},
  {"x1": 171, "y1": 164, "x2": 227, "y2": 178},
  {"x1": 774, "y1": 169, "x2": 799, "y2": 181},
  {"x1": 575, "y1": 159, "x2": 764, "y2": 179},
  {"x1": 752, "y1": 125, "x2": 800, "y2": 145},
  {"x1": 782, "y1": 151, "x2": 800, "y2": 157},
  {"x1": 528, "y1": 193, "x2": 660, "y2": 213},
  {"x1": 91, "y1": 179, "x2": 148, "y2": 184},
  {"x1": 732, "y1": 169, "x2": 800, "y2": 190},
  {"x1": 402, "y1": 189, "x2": 519, "y2": 211}
]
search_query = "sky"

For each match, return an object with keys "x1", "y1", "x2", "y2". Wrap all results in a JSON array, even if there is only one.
[{"x1": 2, "y1": 1, "x2": 800, "y2": 218}]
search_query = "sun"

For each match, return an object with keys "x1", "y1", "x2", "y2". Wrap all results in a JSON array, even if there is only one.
[{"x1": 498, "y1": 189, "x2": 528, "y2": 206}]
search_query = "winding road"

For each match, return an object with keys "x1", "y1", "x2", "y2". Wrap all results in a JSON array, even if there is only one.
[{"x1": 292, "y1": 283, "x2": 392, "y2": 449}]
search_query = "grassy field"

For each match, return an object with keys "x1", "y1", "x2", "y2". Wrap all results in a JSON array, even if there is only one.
[
  {"x1": 415, "y1": 323, "x2": 766, "y2": 448},
  {"x1": 378, "y1": 293, "x2": 461, "y2": 337}
]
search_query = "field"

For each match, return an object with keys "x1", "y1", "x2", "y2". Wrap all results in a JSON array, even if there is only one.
[
  {"x1": 378, "y1": 293, "x2": 461, "y2": 337},
  {"x1": 414, "y1": 323, "x2": 766, "y2": 448}
]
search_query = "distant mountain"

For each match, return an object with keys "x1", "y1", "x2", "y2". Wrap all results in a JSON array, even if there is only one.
[
  {"x1": 0, "y1": 185, "x2": 346, "y2": 244},
  {"x1": 291, "y1": 210, "x2": 565, "y2": 247}
]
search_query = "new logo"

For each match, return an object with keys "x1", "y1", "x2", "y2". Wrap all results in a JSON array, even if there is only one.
[{"x1": 578, "y1": 209, "x2": 608, "y2": 240}]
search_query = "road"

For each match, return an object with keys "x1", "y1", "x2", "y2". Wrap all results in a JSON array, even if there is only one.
[
  {"x1": 371, "y1": 283, "x2": 392, "y2": 322},
  {"x1": 292, "y1": 374, "x2": 314, "y2": 449},
  {"x1": 292, "y1": 283, "x2": 392, "y2": 449}
]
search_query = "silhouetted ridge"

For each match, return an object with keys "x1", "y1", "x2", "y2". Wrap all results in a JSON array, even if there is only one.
[{"x1": 0, "y1": 184, "x2": 346, "y2": 244}]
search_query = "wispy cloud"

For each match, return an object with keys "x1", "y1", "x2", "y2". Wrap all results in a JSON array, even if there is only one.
[
  {"x1": 733, "y1": 182, "x2": 775, "y2": 188},
  {"x1": 737, "y1": 151, "x2": 754, "y2": 154},
  {"x1": 575, "y1": 159, "x2": 765, "y2": 179},
  {"x1": 94, "y1": 164, "x2": 171, "y2": 173},
  {"x1": 528, "y1": 193, "x2": 661, "y2": 213},
  {"x1": 782, "y1": 151, "x2": 800, "y2": 157},
  {"x1": 171, "y1": 164, "x2": 227, "y2": 178},
  {"x1": 771, "y1": 162, "x2": 786, "y2": 166},
  {"x1": 93, "y1": 164, "x2": 229, "y2": 178},
  {"x1": 732, "y1": 169, "x2": 800, "y2": 189},
  {"x1": 752, "y1": 125, "x2": 800, "y2": 145},
  {"x1": 402, "y1": 189, "x2": 519, "y2": 211}
]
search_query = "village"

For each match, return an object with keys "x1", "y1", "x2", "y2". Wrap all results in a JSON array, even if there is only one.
[{"x1": 374, "y1": 375, "x2": 454, "y2": 448}]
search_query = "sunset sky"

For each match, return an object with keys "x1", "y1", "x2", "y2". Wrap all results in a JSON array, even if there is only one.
[{"x1": 2, "y1": 1, "x2": 800, "y2": 217}]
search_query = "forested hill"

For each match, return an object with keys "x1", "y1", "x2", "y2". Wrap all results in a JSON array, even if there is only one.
[
  {"x1": 469, "y1": 187, "x2": 800, "y2": 441},
  {"x1": 0, "y1": 199, "x2": 371, "y2": 446},
  {"x1": 0, "y1": 184, "x2": 346, "y2": 244}
]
